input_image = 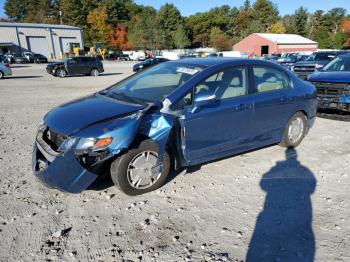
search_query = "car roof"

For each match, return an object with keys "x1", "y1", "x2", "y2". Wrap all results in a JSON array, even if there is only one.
[{"x1": 168, "y1": 58, "x2": 276, "y2": 68}]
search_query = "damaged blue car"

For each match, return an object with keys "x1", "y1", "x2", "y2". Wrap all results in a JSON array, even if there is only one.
[{"x1": 32, "y1": 58, "x2": 317, "y2": 195}]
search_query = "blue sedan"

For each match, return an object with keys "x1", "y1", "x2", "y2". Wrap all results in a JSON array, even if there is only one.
[{"x1": 32, "y1": 58, "x2": 317, "y2": 195}]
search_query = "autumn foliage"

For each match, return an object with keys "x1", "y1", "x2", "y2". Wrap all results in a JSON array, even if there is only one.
[
  {"x1": 109, "y1": 24, "x2": 133, "y2": 50},
  {"x1": 341, "y1": 20, "x2": 350, "y2": 48}
]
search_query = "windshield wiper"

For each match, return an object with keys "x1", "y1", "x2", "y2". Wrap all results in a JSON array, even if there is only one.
[{"x1": 108, "y1": 92, "x2": 147, "y2": 105}]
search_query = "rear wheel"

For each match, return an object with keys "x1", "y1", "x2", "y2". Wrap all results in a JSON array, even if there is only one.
[
  {"x1": 91, "y1": 68, "x2": 99, "y2": 77},
  {"x1": 110, "y1": 139, "x2": 170, "y2": 196},
  {"x1": 0, "y1": 71, "x2": 3, "y2": 79},
  {"x1": 56, "y1": 69, "x2": 67, "y2": 78},
  {"x1": 280, "y1": 112, "x2": 307, "y2": 148}
]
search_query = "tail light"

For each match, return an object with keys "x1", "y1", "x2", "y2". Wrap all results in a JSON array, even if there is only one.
[{"x1": 5, "y1": 64, "x2": 10, "y2": 68}]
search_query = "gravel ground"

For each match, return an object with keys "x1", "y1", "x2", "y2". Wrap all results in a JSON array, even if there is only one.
[{"x1": 0, "y1": 62, "x2": 349, "y2": 262}]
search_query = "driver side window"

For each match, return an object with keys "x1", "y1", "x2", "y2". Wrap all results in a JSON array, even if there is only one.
[{"x1": 194, "y1": 66, "x2": 248, "y2": 101}]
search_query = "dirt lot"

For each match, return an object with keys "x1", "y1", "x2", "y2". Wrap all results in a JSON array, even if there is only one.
[{"x1": 0, "y1": 62, "x2": 349, "y2": 261}]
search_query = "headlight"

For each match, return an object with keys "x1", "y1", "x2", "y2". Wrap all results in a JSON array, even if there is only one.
[{"x1": 75, "y1": 137, "x2": 113, "y2": 151}]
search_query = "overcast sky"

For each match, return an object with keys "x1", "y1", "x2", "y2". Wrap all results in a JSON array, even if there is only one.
[{"x1": 0, "y1": 0, "x2": 348, "y2": 18}]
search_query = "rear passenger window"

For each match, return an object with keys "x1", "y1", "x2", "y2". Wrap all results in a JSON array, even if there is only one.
[{"x1": 253, "y1": 66, "x2": 289, "y2": 93}]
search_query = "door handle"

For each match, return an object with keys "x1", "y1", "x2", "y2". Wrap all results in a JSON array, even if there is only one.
[{"x1": 235, "y1": 104, "x2": 249, "y2": 111}]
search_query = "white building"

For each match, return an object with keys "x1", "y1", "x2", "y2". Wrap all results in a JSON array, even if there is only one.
[{"x1": 0, "y1": 22, "x2": 83, "y2": 59}]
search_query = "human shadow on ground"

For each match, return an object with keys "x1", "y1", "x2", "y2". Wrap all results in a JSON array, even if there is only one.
[{"x1": 246, "y1": 148, "x2": 316, "y2": 262}]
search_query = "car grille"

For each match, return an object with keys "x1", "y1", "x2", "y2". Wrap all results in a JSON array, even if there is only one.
[
  {"x1": 43, "y1": 128, "x2": 67, "y2": 151},
  {"x1": 293, "y1": 65, "x2": 316, "y2": 73},
  {"x1": 311, "y1": 82, "x2": 349, "y2": 98}
]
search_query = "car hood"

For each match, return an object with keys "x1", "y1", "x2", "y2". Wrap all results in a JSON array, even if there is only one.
[
  {"x1": 44, "y1": 94, "x2": 145, "y2": 135},
  {"x1": 295, "y1": 60, "x2": 329, "y2": 66},
  {"x1": 308, "y1": 71, "x2": 350, "y2": 83}
]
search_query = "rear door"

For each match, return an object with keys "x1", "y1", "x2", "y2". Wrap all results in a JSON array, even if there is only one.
[
  {"x1": 180, "y1": 66, "x2": 255, "y2": 164},
  {"x1": 252, "y1": 65, "x2": 296, "y2": 145}
]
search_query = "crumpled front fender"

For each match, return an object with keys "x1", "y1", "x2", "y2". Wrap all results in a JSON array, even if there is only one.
[{"x1": 32, "y1": 107, "x2": 176, "y2": 193}]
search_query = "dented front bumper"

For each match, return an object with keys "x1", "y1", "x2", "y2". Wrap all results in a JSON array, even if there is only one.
[{"x1": 32, "y1": 131, "x2": 98, "y2": 193}]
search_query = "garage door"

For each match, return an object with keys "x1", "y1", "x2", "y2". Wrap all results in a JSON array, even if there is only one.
[
  {"x1": 26, "y1": 37, "x2": 48, "y2": 56},
  {"x1": 59, "y1": 37, "x2": 77, "y2": 53}
]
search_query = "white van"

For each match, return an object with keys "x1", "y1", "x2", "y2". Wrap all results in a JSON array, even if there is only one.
[{"x1": 218, "y1": 51, "x2": 248, "y2": 58}]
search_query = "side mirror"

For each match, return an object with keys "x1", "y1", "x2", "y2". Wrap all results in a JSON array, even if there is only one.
[{"x1": 192, "y1": 92, "x2": 216, "y2": 113}]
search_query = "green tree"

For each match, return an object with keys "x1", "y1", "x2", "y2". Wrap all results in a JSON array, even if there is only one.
[
  {"x1": 172, "y1": 24, "x2": 190, "y2": 49},
  {"x1": 209, "y1": 27, "x2": 232, "y2": 51},
  {"x1": 251, "y1": 0, "x2": 279, "y2": 32},
  {"x1": 128, "y1": 7, "x2": 165, "y2": 50},
  {"x1": 158, "y1": 3, "x2": 184, "y2": 48},
  {"x1": 294, "y1": 7, "x2": 308, "y2": 36}
]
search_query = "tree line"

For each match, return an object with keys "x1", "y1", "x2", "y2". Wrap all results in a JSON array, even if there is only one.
[{"x1": 2, "y1": 0, "x2": 350, "y2": 51}]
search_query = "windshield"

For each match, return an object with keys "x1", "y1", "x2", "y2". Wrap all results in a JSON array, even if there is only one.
[
  {"x1": 103, "y1": 62, "x2": 204, "y2": 102},
  {"x1": 323, "y1": 56, "x2": 350, "y2": 72}
]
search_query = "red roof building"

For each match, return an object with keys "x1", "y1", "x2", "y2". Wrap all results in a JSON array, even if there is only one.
[{"x1": 233, "y1": 33, "x2": 318, "y2": 56}]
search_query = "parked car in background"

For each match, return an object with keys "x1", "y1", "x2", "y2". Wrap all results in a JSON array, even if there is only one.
[
  {"x1": 0, "y1": 62, "x2": 12, "y2": 79},
  {"x1": 4, "y1": 53, "x2": 16, "y2": 64},
  {"x1": 132, "y1": 57, "x2": 169, "y2": 72},
  {"x1": 13, "y1": 54, "x2": 29, "y2": 64},
  {"x1": 107, "y1": 51, "x2": 130, "y2": 61},
  {"x1": 46, "y1": 56, "x2": 104, "y2": 78},
  {"x1": 308, "y1": 54, "x2": 350, "y2": 113},
  {"x1": 23, "y1": 52, "x2": 48, "y2": 63},
  {"x1": 33, "y1": 58, "x2": 317, "y2": 195},
  {"x1": 23, "y1": 52, "x2": 34, "y2": 62},
  {"x1": 278, "y1": 54, "x2": 309, "y2": 70},
  {"x1": 32, "y1": 54, "x2": 48, "y2": 63},
  {"x1": 262, "y1": 54, "x2": 282, "y2": 62},
  {"x1": 292, "y1": 51, "x2": 348, "y2": 80}
]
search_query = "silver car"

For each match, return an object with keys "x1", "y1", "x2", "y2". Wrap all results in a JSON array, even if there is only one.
[{"x1": 0, "y1": 63, "x2": 12, "y2": 79}]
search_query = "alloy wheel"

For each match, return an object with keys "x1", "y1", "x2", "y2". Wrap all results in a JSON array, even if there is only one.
[
  {"x1": 288, "y1": 117, "x2": 304, "y2": 144},
  {"x1": 127, "y1": 151, "x2": 161, "y2": 189}
]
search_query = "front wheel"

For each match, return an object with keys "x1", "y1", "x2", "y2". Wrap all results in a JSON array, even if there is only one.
[
  {"x1": 280, "y1": 112, "x2": 307, "y2": 148},
  {"x1": 91, "y1": 68, "x2": 99, "y2": 77},
  {"x1": 0, "y1": 71, "x2": 4, "y2": 79},
  {"x1": 110, "y1": 140, "x2": 170, "y2": 196},
  {"x1": 56, "y1": 69, "x2": 67, "y2": 78}
]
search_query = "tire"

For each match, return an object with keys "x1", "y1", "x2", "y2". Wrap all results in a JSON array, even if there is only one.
[
  {"x1": 280, "y1": 112, "x2": 307, "y2": 148},
  {"x1": 91, "y1": 68, "x2": 99, "y2": 77},
  {"x1": 110, "y1": 139, "x2": 170, "y2": 196},
  {"x1": 56, "y1": 69, "x2": 67, "y2": 78},
  {"x1": 0, "y1": 71, "x2": 3, "y2": 79}
]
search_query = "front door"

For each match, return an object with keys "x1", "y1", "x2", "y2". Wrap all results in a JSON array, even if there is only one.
[
  {"x1": 66, "y1": 57, "x2": 81, "y2": 75},
  {"x1": 180, "y1": 66, "x2": 254, "y2": 164}
]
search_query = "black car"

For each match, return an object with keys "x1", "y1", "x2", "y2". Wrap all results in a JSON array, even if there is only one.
[
  {"x1": 133, "y1": 58, "x2": 169, "y2": 72},
  {"x1": 108, "y1": 52, "x2": 130, "y2": 61},
  {"x1": 32, "y1": 54, "x2": 48, "y2": 63},
  {"x1": 14, "y1": 54, "x2": 29, "y2": 64},
  {"x1": 24, "y1": 52, "x2": 48, "y2": 63},
  {"x1": 46, "y1": 56, "x2": 104, "y2": 78}
]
